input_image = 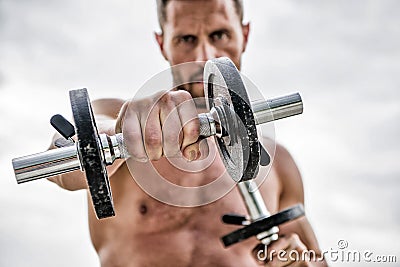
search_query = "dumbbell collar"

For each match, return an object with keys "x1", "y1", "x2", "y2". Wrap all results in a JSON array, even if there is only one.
[{"x1": 99, "y1": 134, "x2": 125, "y2": 165}]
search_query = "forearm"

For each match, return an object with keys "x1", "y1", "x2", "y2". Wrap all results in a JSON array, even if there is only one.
[{"x1": 47, "y1": 115, "x2": 118, "y2": 191}]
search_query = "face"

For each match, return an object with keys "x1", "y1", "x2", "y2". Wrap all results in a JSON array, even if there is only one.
[{"x1": 155, "y1": 0, "x2": 250, "y2": 98}]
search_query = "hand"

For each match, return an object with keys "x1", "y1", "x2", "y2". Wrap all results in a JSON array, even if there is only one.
[
  {"x1": 115, "y1": 90, "x2": 201, "y2": 162},
  {"x1": 253, "y1": 234, "x2": 324, "y2": 266}
]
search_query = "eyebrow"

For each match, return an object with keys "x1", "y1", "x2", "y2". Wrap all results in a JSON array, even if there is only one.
[
  {"x1": 209, "y1": 28, "x2": 230, "y2": 36},
  {"x1": 173, "y1": 33, "x2": 196, "y2": 39},
  {"x1": 173, "y1": 28, "x2": 231, "y2": 39}
]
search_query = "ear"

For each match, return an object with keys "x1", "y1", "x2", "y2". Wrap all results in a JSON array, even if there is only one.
[
  {"x1": 154, "y1": 31, "x2": 168, "y2": 61},
  {"x1": 241, "y1": 22, "x2": 250, "y2": 53}
]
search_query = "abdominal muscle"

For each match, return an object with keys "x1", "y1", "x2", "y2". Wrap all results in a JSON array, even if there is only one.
[{"x1": 87, "y1": 152, "x2": 278, "y2": 267}]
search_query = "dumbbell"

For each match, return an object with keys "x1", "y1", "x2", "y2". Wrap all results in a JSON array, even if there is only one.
[{"x1": 12, "y1": 58, "x2": 304, "y2": 232}]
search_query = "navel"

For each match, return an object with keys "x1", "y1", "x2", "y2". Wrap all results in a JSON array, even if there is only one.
[{"x1": 139, "y1": 203, "x2": 148, "y2": 215}]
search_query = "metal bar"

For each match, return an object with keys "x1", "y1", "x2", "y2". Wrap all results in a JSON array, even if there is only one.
[
  {"x1": 237, "y1": 180, "x2": 280, "y2": 245},
  {"x1": 12, "y1": 145, "x2": 81, "y2": 183},
  {"x1": 252, "y1": 93, "x2": 303, "y2": 125},
  {"x1": 237, "y1": 180, "x2": 271, "y2": 220}
]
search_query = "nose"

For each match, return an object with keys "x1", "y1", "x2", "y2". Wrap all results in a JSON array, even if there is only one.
[{"x1": 194, "y1": 41, "x2": 218, "y2": 62}]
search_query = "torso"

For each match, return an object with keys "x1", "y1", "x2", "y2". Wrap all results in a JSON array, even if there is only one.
[{"x1": 87, "y1": 141, "x2": 281, "y2": 267}]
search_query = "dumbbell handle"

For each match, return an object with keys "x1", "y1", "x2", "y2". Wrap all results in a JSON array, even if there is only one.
[
  {"x1": 251, "y1": 92, "x2": 303, "y2": 124},
  {"x1": 199, "y1": 92, "x2": 302, "y2": 137},
  {"x1": 12, "y1": 93, "x2": 302, "y2": 184}
]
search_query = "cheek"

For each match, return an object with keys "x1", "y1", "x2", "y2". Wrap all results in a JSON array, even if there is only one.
[
  {"x1": 220, "y1": 45, "x2": 242, "y2": 68},
  {"x1": 218, "y1": 31, "x2": 245, "y2": 67}
]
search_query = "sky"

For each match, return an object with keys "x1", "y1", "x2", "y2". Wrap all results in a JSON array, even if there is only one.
[{"x1": 0, "y1": 0, "x2": 399, "y2": 266}]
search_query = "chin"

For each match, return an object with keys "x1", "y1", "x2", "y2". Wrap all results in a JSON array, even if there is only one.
[{"x1": 189, "y1": 82, "x2": 206, "y2": 98}]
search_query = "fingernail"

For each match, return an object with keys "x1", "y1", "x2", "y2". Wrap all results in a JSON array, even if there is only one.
[{"x1": 189, "y1": 150, "x2": 196, "y2": 161}]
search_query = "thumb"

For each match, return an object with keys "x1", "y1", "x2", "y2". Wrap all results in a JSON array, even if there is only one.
[{"x1": 182, "y1": 142, "x2": 200, "y2": 161}]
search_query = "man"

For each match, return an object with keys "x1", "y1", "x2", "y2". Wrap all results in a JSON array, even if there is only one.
[{"x1": 49, "y1": 0, "x2": 327, "y2": 266}]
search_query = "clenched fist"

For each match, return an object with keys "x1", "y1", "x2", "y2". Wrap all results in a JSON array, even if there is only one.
[{"x1": 115, "y1": 90, "x2": 201, "y2": 162}]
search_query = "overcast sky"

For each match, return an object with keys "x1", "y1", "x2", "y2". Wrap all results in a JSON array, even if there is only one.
[{"x1": 0, "y1": 0, "x2": 399, "y2": 266}]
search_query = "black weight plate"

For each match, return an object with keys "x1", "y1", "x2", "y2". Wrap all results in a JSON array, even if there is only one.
[
  {"x1": 221, "y1": 204, "x2": 305, "y2": 247},
  {"x1": 70, "y1": 88, "x2": 115, "y2": 219},
  {"x1": 204, "y1": 57, "x2": 260, "y2": 182}
]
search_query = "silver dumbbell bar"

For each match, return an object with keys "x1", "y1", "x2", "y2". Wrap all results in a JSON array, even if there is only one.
[{"x1": 13, "y1": 93, "x2": 302, "y2": 184}]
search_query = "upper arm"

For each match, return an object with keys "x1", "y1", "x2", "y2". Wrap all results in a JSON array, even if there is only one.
[
  {"x1": 273, "y1": 144, "x2": 304, "y2": 210},
  {"x1": 258, "y1": 142, "x2": 322, "y2": 253}
]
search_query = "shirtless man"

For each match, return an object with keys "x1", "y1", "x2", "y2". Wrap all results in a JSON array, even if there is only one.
[{"x1": 49, "y1": 0, "x2": 327, "y2": 266}]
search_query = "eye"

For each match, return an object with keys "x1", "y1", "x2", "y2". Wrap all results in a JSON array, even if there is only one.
[
  {"x1": 179, "y1": 35, "x2": 197, "y2": 45},
  {"x1": 210, "y1": 30, "x2": 229, "y2": 43}
]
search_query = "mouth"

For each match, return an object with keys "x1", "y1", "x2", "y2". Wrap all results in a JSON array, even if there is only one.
[{"x1": 191, "y1": 81, "x2": 203, "y2": 84}]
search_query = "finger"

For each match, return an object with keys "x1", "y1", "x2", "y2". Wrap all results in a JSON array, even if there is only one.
[
  {"x1": 182, "y1": 142, "x2": 200, "y2": 161},
  {"x1": 198, "y1": 138, "x2": 210, "y2": 160},
  {"x1": 264, "y1": 252, "x2": 292, "y2": 267},
  {"x1": 115, "y1": 101, "x2": 129, "y2": 133},
  {"x1": 141, "y1": 104, "x2": 163, "y2": 161},
  {"x1": 263, "y1": 237, "x2": 292, "y2": 267},
  {"x1": 267, "y1": 235, "x2": 307, "y2": 267},
  {"x1": 266, "y1": 235, "x2": 292, "y2": 254},
  {"x1": 175, "y1": 92, "x2": 200, "y2": 152},
  {"x1": 252, "y1": 243, "x2": 268, "y2": 265},
  {"x1": 159, "y1": 93, "x2": 183, "y2": 158},
  {"x1": 272, "y1": 244, "x2": 300, "y2": 267},
  {"x1": 282, "y1": 235, "x2": 308, "y2": 266},
  {"x1": 122, "y1": 109, "x2": 147, "y2": 162}
]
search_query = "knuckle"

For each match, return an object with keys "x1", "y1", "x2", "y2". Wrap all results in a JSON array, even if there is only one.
[
  {"x1": 139, "y1": 99, "x2": 155, "y2": 114},
  {"x1": 123, "y1": 133, "x2": 146, "y2": 160},
  {"x1": 115, "y1": 103, "x2": 129, "y2": 132},
  {"x1": 183, "y1": 120, "x2": 200, "y2": 139},
  {"x1": 123, "y1": 130, "x2": 141, "y2": 143},
  {"x1": 159, "y1": 91, "x2": 174, "y2": 106},
  {"x1": 144, "y1": 130, "x2": 162, "y2": 148},
  {"x1": 115, "y1": 119, "x2": 123, "y2": 133},
  {"x1": 118, "y1": 101, "x2": 129, "y2": 116},
  {"x1": 128, "y1": 99, "x2": 141, "y2": 111},
  {"x1": 154, "y1": 89, "x2": 168, "y2": 99},
  {"x1": 175, "y1": 90, "x2": 192, "y2": 100},
  {"x1": 289, "y1": 233, "x2": 300, "y2": 242},
  {"x1": 148, "y1": 152, "x2": 161, "y2": 161}
]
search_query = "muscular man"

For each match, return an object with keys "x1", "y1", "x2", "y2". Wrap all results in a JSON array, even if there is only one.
[{"x1": 49, "y1": 0, "x2": 327, "y2": 266}]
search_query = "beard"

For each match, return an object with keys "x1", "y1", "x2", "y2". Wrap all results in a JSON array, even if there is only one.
[{"x1": 172, "y1": 62, "x2": 205, "y2": 98}]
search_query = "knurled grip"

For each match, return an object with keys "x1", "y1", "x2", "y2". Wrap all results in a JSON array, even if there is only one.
[
  {"x1": 198, "y1": 113, "x2": 214, "y2": 137},
  {"x1": 115, "y1": 133, "x2": 129, "y2": 159}
]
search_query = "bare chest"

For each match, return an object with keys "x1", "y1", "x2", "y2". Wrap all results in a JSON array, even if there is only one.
[{"x1": 91, "y1": 155, "x2": 280, "y2": 267}]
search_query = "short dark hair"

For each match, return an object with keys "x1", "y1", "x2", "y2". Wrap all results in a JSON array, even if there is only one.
[{"x1": 156, "y1": 0, "x2": 244, "y2": 29}]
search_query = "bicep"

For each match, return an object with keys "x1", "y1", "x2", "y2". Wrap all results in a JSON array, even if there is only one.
[
  {"x1": 261, "y1": 143, "x2": 322, "y2": 253},
  {"x1": 274, "y1": 144, "x2": 305, "y2": 209}
]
